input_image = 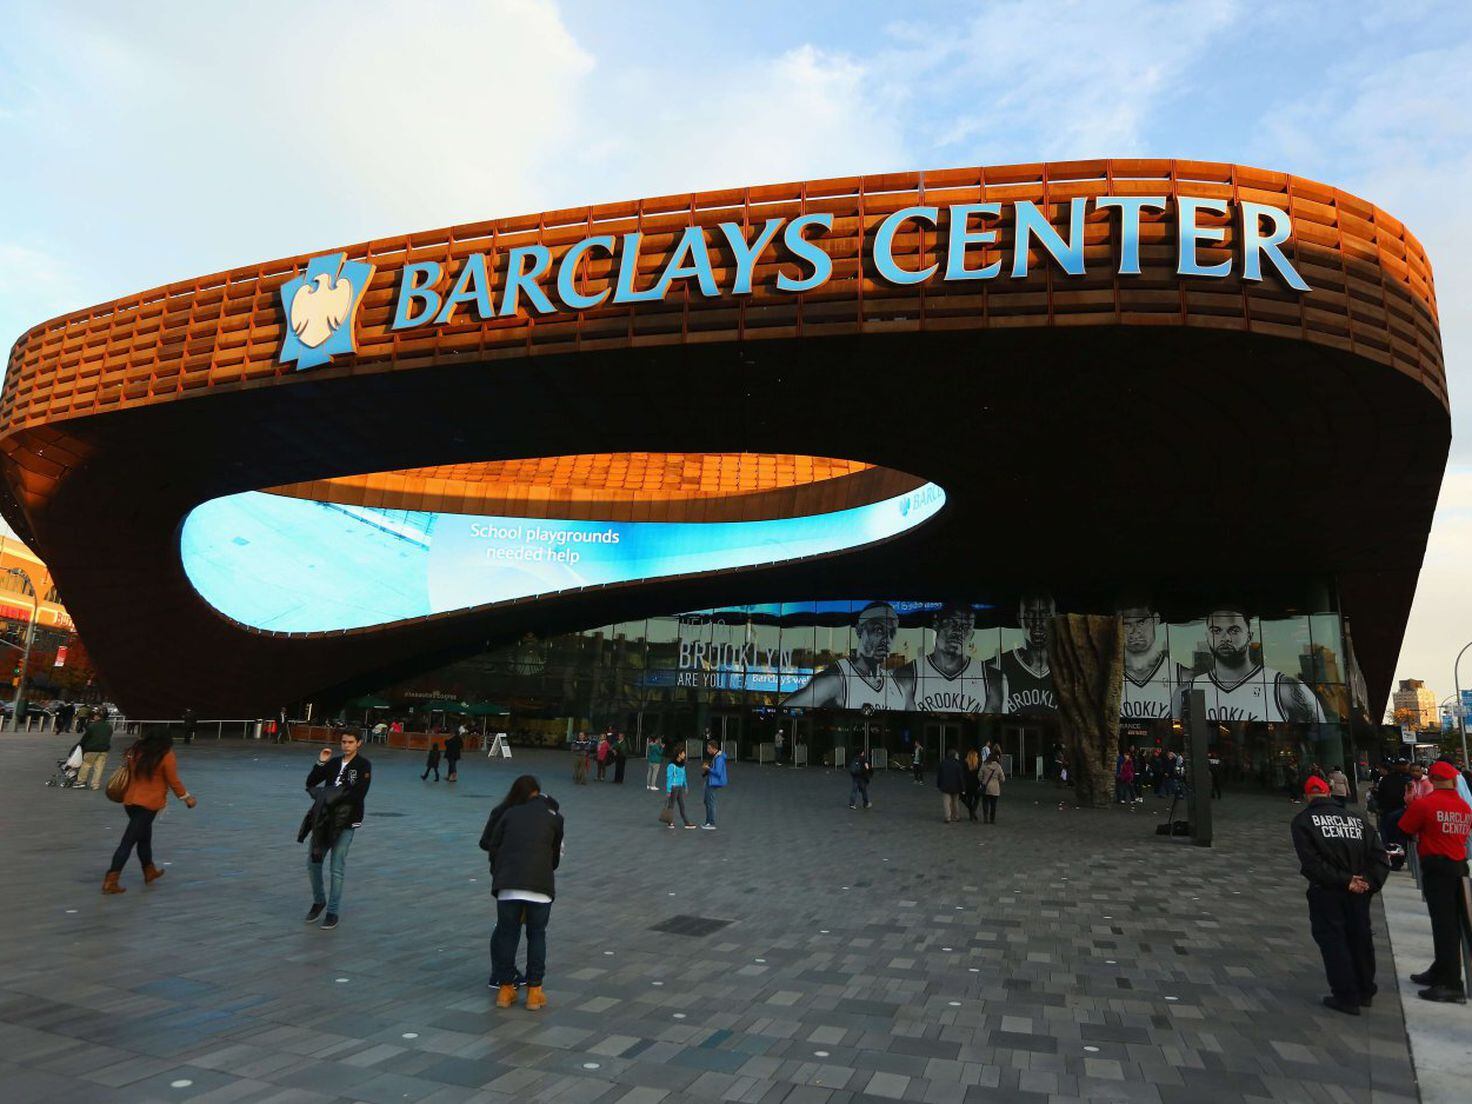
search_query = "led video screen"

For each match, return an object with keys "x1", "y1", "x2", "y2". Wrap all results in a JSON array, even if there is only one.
[{"x1": 179, "y1": 483, "x2": 946, "y2": 634}]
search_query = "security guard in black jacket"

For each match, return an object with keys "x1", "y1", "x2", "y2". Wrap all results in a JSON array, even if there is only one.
[{"x1": 1291, "y1": 775, "x2": 1390, "y2": 1015}]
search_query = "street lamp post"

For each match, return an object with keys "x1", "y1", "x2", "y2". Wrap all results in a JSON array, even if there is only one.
[
  {"x1": 2, "y1": 567, "x2": 39, "y2": 731},
  {"x1": 1454, "y1": 641, "x2": 1472, "y2": 770}
]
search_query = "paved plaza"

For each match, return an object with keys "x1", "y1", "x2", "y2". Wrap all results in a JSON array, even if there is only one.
[{"x1": 0, "y1": 735, "x2": 1426, "y2": 1104}]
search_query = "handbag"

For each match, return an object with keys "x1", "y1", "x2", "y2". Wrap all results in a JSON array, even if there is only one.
[
  {"x1": 104, "y1": 760, "x2": 132, "y2": 803},
  {"x1": 658, "y1": 804, "x2": 674, "y2": 825}
]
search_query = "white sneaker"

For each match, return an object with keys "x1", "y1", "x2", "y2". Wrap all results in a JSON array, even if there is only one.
[{"x1": 701, "y1": 824, "x2": 717, "y2": 830}]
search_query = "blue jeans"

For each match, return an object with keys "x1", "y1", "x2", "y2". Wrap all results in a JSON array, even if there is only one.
[
  {"x1": 491, "y1": 898, "x2": 551, "y2": 986},
  {"x1": 849, "y1": 776, "x2": 869, "y2": 806},
  {"x1": 703, "y1": 785, "x2": 718, "y2": 825},
  {"x1": 307, "y1": 828, "x2": 355, "y2": 914}
]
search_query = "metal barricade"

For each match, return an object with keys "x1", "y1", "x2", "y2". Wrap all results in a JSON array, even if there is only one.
[{"x1": 794, "y1": 742, "x2": 809, "y2": 767}]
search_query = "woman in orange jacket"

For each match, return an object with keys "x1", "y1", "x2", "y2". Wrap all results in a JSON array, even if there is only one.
[{"x1": 102, "y1": 729, "x2": 196, "y2": 894}]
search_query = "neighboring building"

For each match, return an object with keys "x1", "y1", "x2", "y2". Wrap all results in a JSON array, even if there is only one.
[
  {"x1": 0, "y1": 160, "x2": 1448, "y2": 784},
  {"x1": 1392, "y1": 678, "x2": 1439, "y2": 730}
]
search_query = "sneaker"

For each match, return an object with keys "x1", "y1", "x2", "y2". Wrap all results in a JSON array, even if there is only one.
[
  {"x1": 319, "y1": 913, "x2": 339, "y2": 930},
  {"x1": 683, "y1": 824, "x2": 698, "y2": 830},
  {"x1": 701, "y1": 824, "x2": 717, "y2": 830},
  {"x1": 848, "y1": 804, "x2": 857, "y2": 810},
  {"x1": 304, "y1": 903, "x2": 326, "y2": 924},
  {"x1": 667, "y1": 822, "x2": 676, "y2": 829},
  {"x1": 1321, "y1": 995, "x2": 1360, "y2": 1016}
]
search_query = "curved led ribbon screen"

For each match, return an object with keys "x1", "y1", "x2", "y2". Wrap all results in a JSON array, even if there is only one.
[{"x1": 180, "y1": 483, "x2": 946, "y2": 633}]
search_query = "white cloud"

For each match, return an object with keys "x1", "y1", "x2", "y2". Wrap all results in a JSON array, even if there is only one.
[{"x1": 909, "y1": 0, "x2": 1240, "y2": 160}]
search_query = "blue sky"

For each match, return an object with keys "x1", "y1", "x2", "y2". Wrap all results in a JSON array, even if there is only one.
[{"x1": 2, "y1": 0, "x2": 1470, "y2": 704}]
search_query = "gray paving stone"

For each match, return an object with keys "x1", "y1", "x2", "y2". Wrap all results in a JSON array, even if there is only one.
[{"x1": 0, "y1": 738, "x2": 1422, "y2": 1104}]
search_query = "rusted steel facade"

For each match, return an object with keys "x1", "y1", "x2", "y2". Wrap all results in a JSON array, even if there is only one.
[{"x1": 0, "y1": 160, "x2": 1449, "y2": 715}]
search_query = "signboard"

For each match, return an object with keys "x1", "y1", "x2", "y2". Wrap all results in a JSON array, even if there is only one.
[
  {"x1": 487, "y1": 733, "x2": 512, "y2": 760},
  {"x1": 1401, "y1": 723, "x2": 1417, "y2": 745},
  {"x1": 53, "y1": 646, "x2": 66, "y2": 668}
]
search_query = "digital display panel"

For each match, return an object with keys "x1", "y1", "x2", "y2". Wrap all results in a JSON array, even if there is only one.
[{"x1": 179, "y1": 483, "x2": 946, "y2": 634}]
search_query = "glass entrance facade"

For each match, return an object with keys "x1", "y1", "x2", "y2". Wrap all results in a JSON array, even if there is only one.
[{"x1": 366, "y1": 589, "x2": 1371, "y2": 789}]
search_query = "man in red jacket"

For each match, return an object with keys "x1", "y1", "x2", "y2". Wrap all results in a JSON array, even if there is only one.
[{"x1": 1399, "y1": 760, "x2": 1472, "y2": 1003}]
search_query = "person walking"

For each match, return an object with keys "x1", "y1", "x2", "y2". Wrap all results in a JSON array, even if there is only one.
[
  {"x1": 484, "y1": 774, "x2": 564, "y2": 1012},
  {"x1": 848, "y1": 748, "x2": 872, "y2": 809},
  {"x1": 421, "y1": 742, "x2": 442, "y2": 781},
  {"x1": 300, "y1": 730, "x2": 372, "y2": 930},
  {"x1": 663, "y1": 747, "x2": 696, "y2": 829},
  {"x1": 961, "y1": 748, "x2": 982, "y2": 821},
  {"x1": 595, "y1": 733, "x2": 611, "y2": 781},
  {"x1": 1290, "y1": 775, "x2": 1390, "y2": 1015},
  {"x1": 613, "y1": 731, "x2": 628, "y2": 784},
  {"x1": 979, "y1": 753, "x2": 1005, "y2": 824},
  {"x1": 1398, "y1": 761, "x2": 1472, "y2": 1003},
  {"x1": 1116, "y1": 753, "x2": 1135, "y2": 806},
  {"x1": 445, "y1": 729, "x2": 464, "y2": 782},
  {"x1": 571, "y1": 731, "x2": 591, "y2": 785},
  {"x1": 911, "y1": 740, "x2": 925, "y2": 784},
  {"x1": 936, "y1": 748, "x2": 964, "y2": 823},
  {"x1": 701, "y1": 739, "x2": 728, "y2": 829},
  {"x1": 1328, "y1": 765, "x2": 1350, "y2": 807},
  {"x1": 101, "y1": 729, "x2": 196, "y2": 894},
  {"x1": 76, "y1": 707, "x2": 114, "y2": 791},
  {"x1": 180, "y1": 707, "x2": 198, "y2": 746},
  {"x1": 645, "y1": 735, "x2": 663, "y2": 791}
]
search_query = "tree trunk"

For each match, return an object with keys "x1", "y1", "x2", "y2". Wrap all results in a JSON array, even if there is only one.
[{"x1": 1047, "y1": 614, "x2": 1123, "y2": 808}]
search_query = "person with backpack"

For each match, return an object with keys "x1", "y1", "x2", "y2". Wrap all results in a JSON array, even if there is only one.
[
  {"x1": 645, "y1": 735, "x2": 664, "y2": 791},
  {"x1": 849, "y1": 749, "x2": 873, "y2": 810},
  {"x1": 101, "y1": 729, "x2": 196, "y2": 894}
]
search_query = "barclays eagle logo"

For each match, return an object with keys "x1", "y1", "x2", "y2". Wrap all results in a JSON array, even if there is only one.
[{"x1": 278, "y1": 252, "x2": 375, "y2": 370}]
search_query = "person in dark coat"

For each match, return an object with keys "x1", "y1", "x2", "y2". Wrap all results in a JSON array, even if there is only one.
[
  {"x1": 1290, "y1": 775, "x2": 1390, "y2": 1015},
  {"x1": 482, "y1": 775, "x2": 564, "y2": 1012},
  {"x1": 180, "y1": 707, "x2": 198, "y2": 745},
  {"x1": 445, "y1": 730, "x2": 464, "y2": 782},
  {"x1": 961, "y1": 748, "x2": 982, "y2": 821},
  {"x1": 300, "y1": 732, "x2": 371, "y2": 930},
  {"x1": 936, "y1": 748, "x2": 965, "y2": 823},
  {"x1": 612, "y1": 731, "x2": 628, "y2": 784},
  {"x1": 422, "y1": 742, "x2": 442, "y2": 781}
]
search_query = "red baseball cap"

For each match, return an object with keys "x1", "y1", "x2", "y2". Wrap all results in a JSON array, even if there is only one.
[
  {"x1": 1304, "y1": 776, "x2": 1331, "y2": 796},
  {"x1": 1429, "y1": 761, "x2": 1460, "y2": 781}
]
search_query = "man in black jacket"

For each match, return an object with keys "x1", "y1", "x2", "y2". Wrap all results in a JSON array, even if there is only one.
[
  {"x1": 487, "y1": 775, "x2": 564, "y2": 1011},
  {"x1": 302, "y1": 731, "x2": 371, "y2": 931},
  {"x1": 1291, "y1": 775, "x2": 1390, "y2": 1015}
]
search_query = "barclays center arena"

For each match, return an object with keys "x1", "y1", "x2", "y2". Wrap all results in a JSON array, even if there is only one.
[{"x1": 0, "y1": 159, "x2": 1447, "y2": 783}]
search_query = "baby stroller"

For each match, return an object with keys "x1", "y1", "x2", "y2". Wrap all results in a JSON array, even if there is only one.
[{"x1": 45, "y1": 741, "x2": 84, "y2": 788}]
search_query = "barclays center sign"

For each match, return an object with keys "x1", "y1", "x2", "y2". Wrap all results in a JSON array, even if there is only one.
[{"x1": 279, "y1": 194, "x2": 1312, "y2": 370}]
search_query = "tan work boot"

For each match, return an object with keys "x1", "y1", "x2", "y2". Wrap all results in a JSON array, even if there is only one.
[
  {"x1": 495, "y1": 984, "x2": 518, "y2": 1008},
  {"x1": 143, "y1": 864, "x2": 165, "y2": 885},
  {"x1": 525, "y1": 985, "x2": 547, "y2": 1011},
  {"x1": 102, "y1": 871, "x2": 125, "y2": 895}
]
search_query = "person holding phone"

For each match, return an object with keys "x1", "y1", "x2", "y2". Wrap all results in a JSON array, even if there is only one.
[{"x1": 301, "y1": 731, "x2": 372, "y2": 930}]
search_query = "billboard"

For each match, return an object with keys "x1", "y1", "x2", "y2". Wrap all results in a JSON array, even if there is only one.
[{"x1": 179, "y1": 484, "x2": 945, "y2": 634}]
